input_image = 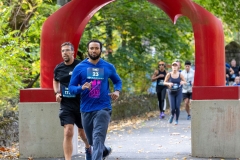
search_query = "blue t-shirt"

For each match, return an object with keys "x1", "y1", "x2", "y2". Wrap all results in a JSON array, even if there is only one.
[{"x1": 69, "y1": 58, "x2": 122, "y2": 112}]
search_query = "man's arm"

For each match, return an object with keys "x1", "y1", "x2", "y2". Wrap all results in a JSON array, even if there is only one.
[
  {"x1": 109, "y1": 65, "x2": 122, "y2": 92},
  {"x1": 192, "y1": 70, "x2": 195, "y2": 85},
  {"x1": 53, "y1": 79, "x2": 62, "y2": 102},
  {"x1": 68, "y1": 66, "x2": 83, "y2": 95},
  {"x1": 53, "y1": 79, "x2": 60, "y2": 94},
  {"x1": 109, "y1": 71, "x2": 122, "y2": 101}
]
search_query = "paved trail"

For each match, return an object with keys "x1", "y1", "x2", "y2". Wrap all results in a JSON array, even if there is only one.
[{"x1": 22, "y1": 111, "x2": 235, "y2": 160}]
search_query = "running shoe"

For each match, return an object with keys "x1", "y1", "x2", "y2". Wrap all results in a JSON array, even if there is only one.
[
  {"x1": 161, "y1": 112, "x2": 165, "y2": 118},
  {"x1": 85, "y1": 147, "x2": 92, "y2": 160},
  {"x1": 159, "y1": 113, "x2": 162, "y2": 119},
  {"x1": 175, "y1": 120, "x2": 178, "y2": 125},
  {"x1": 103, "y1": 146, "x2": 112, "y2": 160},
  {"x1": 187, "y1": 115, "x2": 191, "y2": 120},
  {"x1": 168, "y1": 115, "x2": 174, "y2": 123}
]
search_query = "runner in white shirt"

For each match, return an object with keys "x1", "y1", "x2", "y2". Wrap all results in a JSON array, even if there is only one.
[{"x1": 181, "y1": 60, "x2": 195, "y2": 120}]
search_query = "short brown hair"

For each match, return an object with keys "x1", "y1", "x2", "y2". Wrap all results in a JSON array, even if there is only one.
[{"x1": 61, "y1": 42, "x2": 74, "y2": 51}]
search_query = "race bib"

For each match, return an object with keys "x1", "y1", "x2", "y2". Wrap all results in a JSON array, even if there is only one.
[
  {"x1": 62, "y1": 87, "x2": 76, "y2": 98},
  {"x1": 186, "y1": 81, "x2": 192, "y2": 86},
  {"x1": 172, "y1": 83, "x2": 179, "y2": 89},
  {"x1": 87, "y1": 68, "x2": 104, "y2": 80},
  {"x1": 158, "y1": 80, "x2": 164, "y2": 86},
  {"x1": 170, "y1": 83, "x2": 180, "y2": 92}
]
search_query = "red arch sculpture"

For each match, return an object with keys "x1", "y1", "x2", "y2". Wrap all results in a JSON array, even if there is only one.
[{"x1": 20, "y1": 0, "x2": 240, "y2": 102}]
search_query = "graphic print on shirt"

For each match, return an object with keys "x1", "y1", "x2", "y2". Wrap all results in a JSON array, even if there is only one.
[
  {"x1": 87, "y1": 67, "x2": 104, "y2": 98},
  {"x1": 62, "y1": 86, "x2": 76, "y2": 98}
]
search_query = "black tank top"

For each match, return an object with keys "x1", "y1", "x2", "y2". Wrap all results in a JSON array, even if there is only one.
[
  {"x1": 156, "y1": 70, "x2": 167, "y2": 91},
  {"x1": 157, "y1": 70, "x2": 166, "y2": 80}
]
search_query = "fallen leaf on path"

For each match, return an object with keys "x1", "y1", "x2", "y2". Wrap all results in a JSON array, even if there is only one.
[
  {"x1": 0, "y1": 147, "x2": 10, "y2": 152},
  {"x1": 171, "y1": 132, "x2": 180, "y2": 135}
]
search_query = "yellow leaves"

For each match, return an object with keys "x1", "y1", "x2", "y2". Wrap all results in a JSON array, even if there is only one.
[
  {"x1": 122, "y1": 30, "x2": 130, "y2": 35},
  {"x1": 16, "y1": 152, "x2": 20, "y2": 158},
  {"x1": 0, "y1": 1, "x2": 4, "y2": 12},
  {"x1": 21, "y1": 0, "x2": 42, "y2": 14},
  {"x1": 32, "y1": 60, "x2": 40, "y2": 75},
  {"x1": 0, "y1": 146, "x2": 19, "y2": 159}
]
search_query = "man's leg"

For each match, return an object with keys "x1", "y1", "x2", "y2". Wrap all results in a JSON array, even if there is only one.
[
  {"x1": 78, "y1": 128, "x2": 90, "y2": 148},
  {"x1": 92, "y1": 109, "x2": 111, "y2": 160},
  {"x1": 184, "y1": 98, "x2": 190, "y2": 115},
  {"x1": 81, "y1": 112, "x2": 94, "y2": 160},
  {"x1": 63, "y1": 124, "x2": 74, "y2": 160},
  {"x1": 78, "y1": 128, "x2": 91, "y2": 160}
]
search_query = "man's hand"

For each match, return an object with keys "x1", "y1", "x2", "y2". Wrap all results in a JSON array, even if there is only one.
[
  {"x1": 108, "y1": 91, "x2": 120, "y2": 100},
  {"x1": 82, "y1": 81, "x2": 92, "y2": 90},
  {"x1": 56, "y1": 93, "x2": 62, "y2": 103}
]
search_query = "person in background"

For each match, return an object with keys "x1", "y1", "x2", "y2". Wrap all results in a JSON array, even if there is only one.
[
  {"x1": 164, "y1": 61, "x2": 186, "y2": 125},
  {"x1": 228, "y1": 59, "x2": 240, "y2": 85},
  {"x1": 69, "y1": 39, "x2": 122, "y2": 160},
  {"x1": 181, "y1": 60, "x2": 195, "y2": 120},
  {"x1": 151, "y1": 61, "x2": 168, "y2": 119},
  {"x1": 53, "y1": 42, "x2": 91, "y2": 160},
  {"x1": 226, "y1": 63, "x2": 230, "y2": 86},
  {"x1": 233, "y1": 76, "x2": 240, "y2": 86}
]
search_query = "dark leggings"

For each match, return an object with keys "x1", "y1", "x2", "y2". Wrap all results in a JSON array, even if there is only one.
[
  {"x1": 157, "y1": 88, "x2": 167, "y2": 113},
  {"x1": 167, "y1": 89, "x2": 182, "y2": 120}
]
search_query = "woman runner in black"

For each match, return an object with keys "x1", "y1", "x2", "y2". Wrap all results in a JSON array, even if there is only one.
[{"x1": 151, "y1": 61, "x2": 168, "y2": 119}]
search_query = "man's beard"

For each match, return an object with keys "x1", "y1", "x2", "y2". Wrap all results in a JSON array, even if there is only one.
[
  {"x1": 88, "y1": 52, "x2": 101, "y2": 60},
  {"x1": 63, "y1": 56, "x2": 70, "y2": 63}
]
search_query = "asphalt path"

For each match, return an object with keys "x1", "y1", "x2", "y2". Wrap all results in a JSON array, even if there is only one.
[{"x1": 20, "y1": 110, "x2": 236, "y2": 160}]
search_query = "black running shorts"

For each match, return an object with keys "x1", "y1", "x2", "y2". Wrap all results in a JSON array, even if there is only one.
[
  {"x1": 182, "y1": 92, "x2": 192, "y2": 100},
  {"x1": 59, "y1": 108, "x2": 83, "y2": 128}
]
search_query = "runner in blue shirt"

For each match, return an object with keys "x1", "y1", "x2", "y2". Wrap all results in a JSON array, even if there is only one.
[{"x1": 69, "y1": 39, "x2": 122, "y2": 160}]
